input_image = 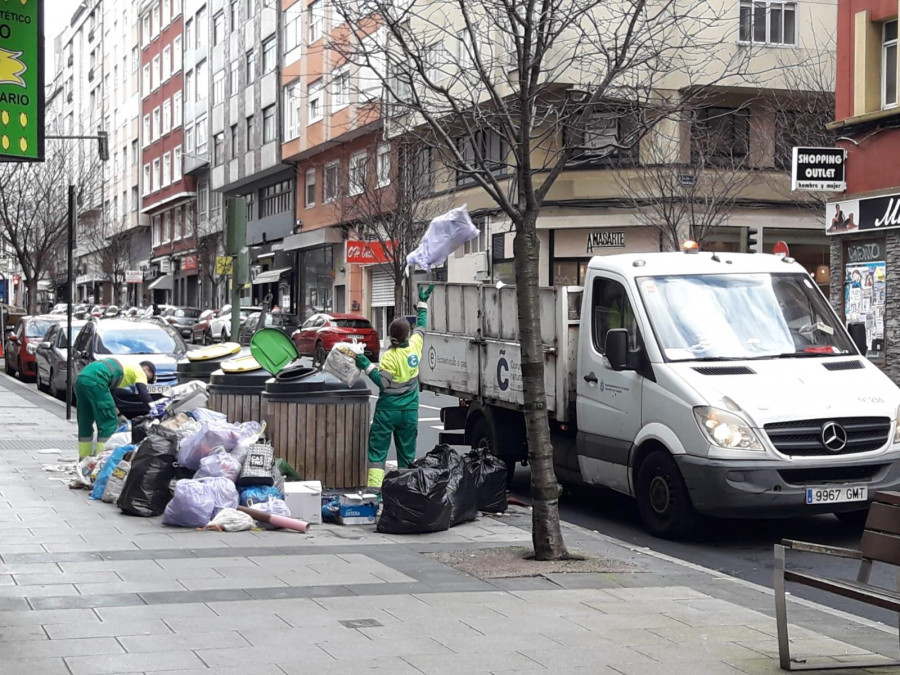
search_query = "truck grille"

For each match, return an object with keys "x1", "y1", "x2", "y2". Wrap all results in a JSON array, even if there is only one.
[
  {"x1": 764, "y1": 417, "x2": 891, "y2": 456},
  {"x1": 778, "y1": 464, "x2": 887, "y2": 485}
]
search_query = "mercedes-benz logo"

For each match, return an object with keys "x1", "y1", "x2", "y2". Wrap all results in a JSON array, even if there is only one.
[{"x1": 821, "y1": 421, "x2": 848, "y2": 452}]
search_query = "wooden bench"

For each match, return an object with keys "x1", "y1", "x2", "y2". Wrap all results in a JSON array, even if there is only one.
[{"x1": 774, "y1": 490, "x2": 900, "y2": 670}]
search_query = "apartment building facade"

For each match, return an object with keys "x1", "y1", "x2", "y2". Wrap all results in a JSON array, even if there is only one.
[{"x1": 828, "y1": 0, "x2": 900, "y2": 380}]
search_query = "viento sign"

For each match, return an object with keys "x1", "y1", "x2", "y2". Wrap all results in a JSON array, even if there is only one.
[{"x1": 0, "y1": 0, "x2": 42, "y2": 161}]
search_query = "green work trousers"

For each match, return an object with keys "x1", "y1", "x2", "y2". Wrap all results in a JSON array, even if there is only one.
[
  {"x1": 75, "y1": 360, "x2": 122, "y2": 458},
  {"x1": 367, "y1": 407, "x2": 418, "y2": 489}
]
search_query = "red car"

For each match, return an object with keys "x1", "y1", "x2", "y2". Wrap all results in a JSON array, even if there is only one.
[
  {"x1": 4, "y1": 315, "x2": 56, "y2": 382},
  {"x1": 292, "y1": 313, "x2": 380, "y2": 365}
]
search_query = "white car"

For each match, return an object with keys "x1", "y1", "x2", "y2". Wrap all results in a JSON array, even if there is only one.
[{"x1": 209, "y1": 304, "x2": 262, "y2": 342}]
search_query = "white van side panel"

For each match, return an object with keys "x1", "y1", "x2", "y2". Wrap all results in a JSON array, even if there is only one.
[{"x1": 577, "y1": 456, "x2": 630, "y2": 494}]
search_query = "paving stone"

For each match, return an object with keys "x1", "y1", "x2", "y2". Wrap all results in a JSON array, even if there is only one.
[
  {"x1": 118, "y1": 629, "x2": 251, "y2": 653},
  {"x1": 96, "y1": 602, "x2": 217, "y2": 622},
  {"x1": 15, "y1": 572, "x2": 121, "y2": 586},
  {"x1": 2, "y1": 636, "x2": 124, "y2": 660},
  {"x1": 0, "y1": 657, "x2": 70, "y2": 675},
  {"x1": 518, "y1": 644, "x2": 659, "y2": 669},
  {"x1": 44, "y1": 619, "x2": 173, "y2": 640},
  {"x1": 29, "y1": 593, "x2": 144, "y2": 610},
  {"x1": 278, "y1": 655, "x2": 424, "y2": 675},
  {"x1": 64, "y1": 650, "x2": 207, "y2": 674},
  {"x1": 0, "y1": 623, "x2": 50, "y2": 642},
  {"x1": 194, "y1": 644, "x2": 335, "y2": 668},
  {"x1": 401, "y1": 650, "x2": 547, "y2": 674}
]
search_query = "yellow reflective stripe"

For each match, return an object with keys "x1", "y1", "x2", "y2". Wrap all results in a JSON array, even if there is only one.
[{"x1": 367, "y1": 468, "x2": 385, "y2": 489}]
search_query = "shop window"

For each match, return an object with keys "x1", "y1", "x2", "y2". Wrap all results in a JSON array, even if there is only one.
[
  {"x1": 305, "y1": 168, "x2": 316, "y2": 207},
  {"x1": 553, "y1": 260, "x2": 589, "y2": 286},
  {"x1": 884, "y1": 21, "x2": 898, "y2": 109},
  {"x1": 844, "y1": 239, "x2": 886, "y2": 361}
]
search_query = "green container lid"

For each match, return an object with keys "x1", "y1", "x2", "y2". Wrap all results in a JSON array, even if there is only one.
[{"x1": 250, "y1": 328, "x2": 299, "y2": 375}]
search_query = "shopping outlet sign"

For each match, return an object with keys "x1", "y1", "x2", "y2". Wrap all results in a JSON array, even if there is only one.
[{"x1": 0, "y1": 0, "x2": 43, "y2": 161}]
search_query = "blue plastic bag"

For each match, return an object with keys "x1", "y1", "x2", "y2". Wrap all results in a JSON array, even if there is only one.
[
  {"x1": 239, "y1": 485, "x2": 283, "y2": 506},
  {"x1": 90, "y1": 444, "x2": 135, "y2": 500}
]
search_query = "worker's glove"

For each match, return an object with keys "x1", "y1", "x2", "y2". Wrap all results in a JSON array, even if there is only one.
[
  {"x1": 356, "y1": 354, "x2": 372, "y2": 371},
  {"x1": 418, "y1": 284, "x2": 435, "y2": 302}
]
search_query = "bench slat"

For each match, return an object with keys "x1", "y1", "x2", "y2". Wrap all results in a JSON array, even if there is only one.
[
  {"x1": 873, "y1": 490, "x2": 900, "y2": 507},
  {"x1": 784, "y1": 570, "x2": 900, "y2": 612},
  {"x1": 861, "y1": 529, "x2": 900, "y2": 566},
  {"x1": 864, "y1": 501, "x2": 900, "y2": 536}
]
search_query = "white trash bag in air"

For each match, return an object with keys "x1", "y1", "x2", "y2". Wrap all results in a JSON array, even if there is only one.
[{"x1": 406, "y1": 205, "x2": 479, "y2": 271}]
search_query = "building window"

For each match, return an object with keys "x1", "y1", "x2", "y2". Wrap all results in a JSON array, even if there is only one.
[
  {"x1": 332, "y1": 68, "x2": 349, "y2": 109},
  {"x1": 162, "y1": 0, "x2": 171, "y2": 23},
  {"x1": 284, "y1": 3, "x2": 302, "y2": 53},
  {"x1": 246, "y1": 114, "x2": 255, "y2": 147},
  {"x1": 173, "y1": 35, "x2": 182, "y2": 72},
  {"x1": 305, "y1": 168, "x2": 316, "y2": 207},
  {"x1": 173, "y1": 91, "x2": 182, "y2": 128},
  {"x1": 195, "y1": 6, "x2": 206, "y2": 48},
  {"x1": 262, "y1": 105, "x2": 276, "y2": 143},
  {"x1": 308, "y1": 79, "x2": 323, "y2": 123},
  {"x1": 691, "y1": 107, "x2": 750, "y2": 167},
  {"x1": 196, "y1": 59, "x2": 208, "y2": 102},
  {"x1": 162, "y1": 152, "x2": 172, "y2": 186},
  {"x1": 213, "y1": 11, "x2": 225, "y2": 45},
  {"x1": 213, "y1": 71, "x2": 225, "y2": 105},
  {"x1": 456, "y1": 129, "x2": 506, "y2": 185},
  {"x1": 143, "y1": 163, "x2": 151, "y2": 195},
  {"x1": 262, "y1": 36, "x2": 277, "y2": 73},
  {"x1": 359, "y1": 31, "x2": 385, "y2": 100},
  {"x1": 198, "y1": 181, "x2": 209, "y2": 218},
  {"x1": 152, "y1": 106, "x2": 161, "y2": 140},
  {"x1": 185, "y1": 70, "x2": 193, "y2": 103},
  {"x1": 185, "y1": 124, "x2": 195, "y2": 153},
  {"x1": 566, "y1": 109, "x2": 637, "y2": 167},
  {"x1": 231, "y1": 124, "x2": 239, "y2": 158},
  {"x1": 323, "y1": 161, "x2": 339, "y2": 203},
  {"x1": 739, "y1": 1, "x2": 796, "y2": 46},
  {"x1": 163, "y1": 99, "x2": 171, "y2": 134},
  {"x1": 309, "y1": 0, "x2": 324, "y2": 43},
  {"x1": 230, "y1": 0, "x2": 240, "y2": 26},
  {"x1": 174, "y1": 145, "x2": 182, "y2": 181},
  {"x1": 173, "y1": 0, "x2": 182, "y2": 16},
  {"x1": 142, "y1": 114, "x2": 150, "y2": 146},
  {"x1": 246, "y1": 50, "x2": 256, "y2": 84},
  {"x1": 213, "y1": 132, "x2": 225, "y2": 165},
  {"x1": 456, "y1": 30, "x2": 472, "y2": 70},
  {"x1": 376, "y1": 143, "x2": 390, "y2": 187},
  {"x1": 284, "y1": 83, "x2": 300, "y2": 141},
  {"x1": 349, "y1": 151, "x2": 367, "y2": 195},
  {"x1": 142, "y1": 63, "x2": 150, "y2": 95},
  {"x1": 185, "y1": 18, "x2": 193, "y2": 49},
  {"x1": 246, "y1": 0, "x2": 254, "y2": 19},
  {"x1": 399, "y1": 145, "x2": 434, "y2": 194},
  {"x1": 152, "y1": 158, "x2": 161, "y2": 192},
  {"x1": 196, "y1": 115, "x2": 209, "y2": 154},
  {"x1": 142, "y1": 14, "x2": 150, "y2": 48},
  {"x1": 152, "y1": 54, "x2": 161, "y2": 90},
  {"x1": 162, "y1": 45, "x2": 171, "y2": 82},
  {"x1": 152, "y1": 5, "x2": 160, "y2": 37},
  {"x1": 885, "y1": 21, "x2": 898, "y2": 109},
  {"x1": 261, "y1": 180, "x2": 292, "y2": 217},
  {"x1": 230, "y1": 61, "x2": 240, "y2": 94}
]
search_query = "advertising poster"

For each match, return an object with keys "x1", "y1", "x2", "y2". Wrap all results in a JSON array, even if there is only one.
[{"x1": 844, "y1": 260, "x2": 886, "y2": 357}]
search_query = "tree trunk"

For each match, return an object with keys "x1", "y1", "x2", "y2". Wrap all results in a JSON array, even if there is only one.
[
  {"x1": 25, "y1": 278, "x2": 37, "y2": 315},
  {"x1": 513, "y1": 211, "x2": 567, "y2": 561},
  {"x1": 394, "y1": 278, "x2": 404, "y2": 317}
]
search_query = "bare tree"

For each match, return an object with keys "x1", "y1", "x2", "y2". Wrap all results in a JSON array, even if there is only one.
[
  {"x1": 340, "y1": 136, "x2": 448, "y2": 313},
  {"x1": 78, "y1": 213, "x2": 135, "y2": 306},
  {"x1": 331, "y1": 0, "x2": 767, "y2": 559},
  {"x1": 196, "y1": 216, "x2": 226, "y2": 312}
]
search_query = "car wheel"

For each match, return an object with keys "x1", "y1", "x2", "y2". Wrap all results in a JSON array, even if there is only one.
[
  {"x1": 203, "y1": 330, "x2": 212, "y2": 345},
  {"x1": 36, "y1": 367, "x2": 47, "y2": 392},
  {"x1": 636, "y1": 450, "x2": 700, "y2": 540},
  {"x1": 17, "y1": 358, "x2": 26, "y2": 382},
  {"x1": 221, "y1": 329, "x2": 228, "y2": 343},
  {"x1": 314, "y1": 342, "x2": 327, "y2": 366},
  {"x1": 48, "y1": 370, "x2": 59, "y2": 399}
]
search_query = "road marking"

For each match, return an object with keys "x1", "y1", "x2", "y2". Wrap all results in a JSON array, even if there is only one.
[
  {"x1": 431, "y1": 425, "x2": 444, "y2": 431},
  {"x1": 418, "y1": 417, "x2": 441, "y2": 422},
  {"x1": 420, "y1": 404, "x2": 443, "y2": 411}
]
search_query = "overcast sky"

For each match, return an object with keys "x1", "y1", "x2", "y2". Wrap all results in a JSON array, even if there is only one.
[{"x1": 45, "y1": 0, "x2": 81, "y2": 83}]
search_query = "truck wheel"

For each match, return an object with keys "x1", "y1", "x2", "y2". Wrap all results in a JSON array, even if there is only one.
[
  {"x1": 636, "y1": 450, "x2": 698, "y2": 540},
  {"x1": 471, "y1": 417, "x2": 516, "y2": 487}
]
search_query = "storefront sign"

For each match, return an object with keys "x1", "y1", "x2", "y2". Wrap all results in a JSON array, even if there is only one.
[
  {"x1": 0, "y1": 0, "x2": 43, "y2": 161},
  {"x1": 215, "y1": 256, "x2": 233, "y2": 275},
  {"x1": 180, "y1": 254, "x2": 198, "y2": 273},
  {"x1": 825, "y1": 193, "x2": 900, "y2": 235},
  {"x1": 143, "y1": 266, "x2": 158, "y2": 281},
  {"x1": 792, "y1": 147, "x2": 846, "y2": 192},
  {"x1": 346, "y1": 240, "x2": 395, "y2": 264},
  {"x1": 159, "y1": 258, "x2": 172, "y2": 273},
  {"x1": 586, "y1": 231, "x2": 625, "y2": 252},
  {"x1": 846, "y1": 240, "x2": 884, "y2": 264},
  {"x1": 125, "y1": 270, "x2": 142, "y2": 283}
]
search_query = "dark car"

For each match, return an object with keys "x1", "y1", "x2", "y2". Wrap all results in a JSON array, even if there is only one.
[
  {"x1": 5, "y1": 316, "x2": 57, "y2": 381},
  {"x1": 35, "y1": 320, "x2": 87, "y2": 399},
  {"x1": 162, "y1": 307, "x2": 202, "y2": 339},
  {"x1": 237, "y1": 312, "x2": 300, "y2": 347},
  {"x1": 292, "y1": 313, "x2": 381, "y2": 365},
  {"x1": 190, "y1": 309, "x2": 218, "y2": 344}
]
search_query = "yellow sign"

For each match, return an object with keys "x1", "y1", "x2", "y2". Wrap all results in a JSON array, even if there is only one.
[
  {"x1": 215, "y1": 256, "x2": 233, "y2": 275},
  {"x1": 0, "y1": 0, "x2": 43, "y2": 161}
]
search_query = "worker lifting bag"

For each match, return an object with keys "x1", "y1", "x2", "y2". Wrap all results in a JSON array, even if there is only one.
[
  {"x1": 377, "y1": 464, "x2": 453, "y2": 534},
  {"x1": 413, "y1": 445, "x2": 478, "y2": 526}
]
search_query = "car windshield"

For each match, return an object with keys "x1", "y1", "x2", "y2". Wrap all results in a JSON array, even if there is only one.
[
  {"x1": 264, "y1": 314, "x2": 298, "y2": 327},
  {"x1": 62, "y1": 323, "x2": 87, "y2": 347},
  {"x1": 26, "y1": 320, "x2": 53, "y2": 338},
  {"x1": 333, "y1": 319, "x2": 372, "y2": 329},
  {"x1": 636, "y1": 273, "x2": 855, "y2": 361},
  {"x1": 95, "y1": 325, "x2": 181, "y2": 355}
]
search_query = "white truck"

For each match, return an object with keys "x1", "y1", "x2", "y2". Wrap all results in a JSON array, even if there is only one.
[{"x1": 420, "y1": 251, "x2": 900, "y2": 538}]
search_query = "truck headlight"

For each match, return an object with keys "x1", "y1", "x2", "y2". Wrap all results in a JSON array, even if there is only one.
[
  {"x1": 894, "y1": 405, "x2": 900, "y2": 444},
  {"x1": 693, "y1": 406, "x2": 763, "y2": 451}
]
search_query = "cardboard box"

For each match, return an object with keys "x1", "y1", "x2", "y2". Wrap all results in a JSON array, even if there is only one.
[
  {"x1": 338, "y1": 493, "x2": 378, "y2": 525},
  {"x1": 282, "y1": 481, "x2": 323, "y2": 525}
]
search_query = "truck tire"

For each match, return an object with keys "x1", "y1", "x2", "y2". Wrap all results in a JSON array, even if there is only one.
[
  {"x1": 636, "y1": 450, "x2": 699, "y2": 540},
  {"x1": 471, "y1": 416, "x2": 516, "y2": 487}
]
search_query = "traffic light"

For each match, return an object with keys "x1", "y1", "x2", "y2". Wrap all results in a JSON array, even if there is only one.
[
  {"x1": 747, "y1": 227, "x2": 761, "y2": 254},
  {"x1": 97, "y1": 130, "x2": 109, "y2": 161}
]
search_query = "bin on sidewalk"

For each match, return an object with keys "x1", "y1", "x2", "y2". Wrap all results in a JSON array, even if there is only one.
[
  {"x1": 175, "y1": 342, "x2": 243, "y2": 384},
  {"x1": 251, "y1": 329, "x2": 370, "y2": 489},
  {"x1": 207, "y1": 354, "x2": 270, "y2": 423}
]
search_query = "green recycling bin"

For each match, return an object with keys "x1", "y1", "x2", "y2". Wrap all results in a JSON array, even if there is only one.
[
  {"x1": 176, "y1": 342, "x2": 243, "y2": 384},
  {"x1": 251, "y1": 329, "x2": 370, "y2": 489},
  {"x1": 207, "y1": 354, "x2": 270, "y2": 424}
]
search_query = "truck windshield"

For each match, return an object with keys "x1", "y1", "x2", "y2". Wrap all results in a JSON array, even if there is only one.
[{"x1": 636, "y1": 273, "x2": 854, "y2": 361}]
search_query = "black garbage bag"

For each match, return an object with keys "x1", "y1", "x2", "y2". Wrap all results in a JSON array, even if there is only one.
[
  {"x1": 117, "y1": 427, "x2": 179, "y2": 517},
  {"x1": 377, "y1": 465, "x2": 452, "y2": 534},
  {"x1": 413, "y1": 445, "x2": 478, "y2": 526},
  {"x1": 464, "y1": 449, "x2": 508, "y2": 513},
  {"x1": 131, "y1": 416, "x2": 151, "y2": 445}
]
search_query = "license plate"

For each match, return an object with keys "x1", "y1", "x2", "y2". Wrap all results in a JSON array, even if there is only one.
[
  {"x1": 146, "y1": 384, "x2": 170, "y2": 395},
  {"x1": 806, "y1": 485, "x2": 868, "y2": 504}
]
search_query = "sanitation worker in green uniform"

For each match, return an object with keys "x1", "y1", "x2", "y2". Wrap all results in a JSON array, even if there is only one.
[
  {"x1": 75, "y1": 358, "x2": 157, "y2": 458},
  {"x1": 343, "y1": 284, "x2": 433, "y2": 490}
]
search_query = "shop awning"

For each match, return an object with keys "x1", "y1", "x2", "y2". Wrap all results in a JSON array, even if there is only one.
[
  {"x1": 147, "y1": 274, "x2": 174, "y2": 291},
  {"x1": 252, "y1": 267, "x2": 291, "y2": 285}
]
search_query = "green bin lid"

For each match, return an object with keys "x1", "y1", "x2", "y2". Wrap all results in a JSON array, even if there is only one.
[{"x1": 250, "y1": 328, "x2": 299, "y2": 375}]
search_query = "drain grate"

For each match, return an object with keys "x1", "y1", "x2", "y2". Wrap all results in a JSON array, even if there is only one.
[
  {"x1": 339, "y1": 619, "x2": 383, "y2": 629},
  {"x1": 0, "y1": 439, "x2": 74, "y2": 451}
]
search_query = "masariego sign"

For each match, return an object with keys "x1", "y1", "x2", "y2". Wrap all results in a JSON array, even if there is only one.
[{"x1": 0, "y1": 0, "x2": 43, "y2": 162}]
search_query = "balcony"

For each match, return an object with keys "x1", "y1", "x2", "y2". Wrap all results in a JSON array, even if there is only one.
[
  {"x1": 67, "y1": 54, "x2": 73, "y2": 67},
  {"x1": 88, "y1": 67, "x2": 95, "y2": 82}
]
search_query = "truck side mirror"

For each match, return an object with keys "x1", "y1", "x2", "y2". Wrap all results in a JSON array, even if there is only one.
[
  {"x1": 848, "y1": 323, "x2": 868, "y2": 357},
  {"x1": 605, "y1": 329, "x2": 629, "y2": 371}
]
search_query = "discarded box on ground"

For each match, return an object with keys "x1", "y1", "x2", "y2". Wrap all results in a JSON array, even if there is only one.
[
  {"x1": 338, "y1": 493, "x2": 378, "y2": 525},
  {"x1": 283, "y1": 480, "x2": 323, "y2": 525}
]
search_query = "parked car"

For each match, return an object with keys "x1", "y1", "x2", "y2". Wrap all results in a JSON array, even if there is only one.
[
  {"x1": 292, "y1": 313, "x2": 381, "y2": 365},
  {"x1": 89, "y1": 305, "x2": 107, "y2": 318},
  {"x1": 161, "y1": 307, "x2": 202, "y2": 339},
  {"x1": 103, "y1": 305, "x2": 121, "y2": 318},
  {"x1": 4, "y1": 315, "x2": 57, "y2": 381},
  {"x1": 73, "y1": 304, "x2": 91, "y2": 319},
  {"x1": 238, "y1": 312, "x2": 300, "y2": 347},
  {"x1": 35, "y1": 320, "x2": 87, "y2": 399},
  {"x1": 49, "y1": 303, "x2": 69, "y2": 315},
  {"x1": 190, "y1": 309, "x2": 218, "y2": 344},
  {"x1": 210, "y1": 305, "x2": 262, "y2": 342},
  {"x1": 125, "y1": 307, "x2": 143, "y2": 318}
]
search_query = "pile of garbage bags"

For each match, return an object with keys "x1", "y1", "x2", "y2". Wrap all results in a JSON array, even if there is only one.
[{"x1": 377, "y1": 445, "x2": 508, "y2": 535}]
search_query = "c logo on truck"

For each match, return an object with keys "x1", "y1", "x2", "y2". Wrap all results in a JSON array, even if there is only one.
[
  {"x1": 820, "y1": 421, "x2": 848, "y2": 452},
  {"x1": 497, "y1": 357, "x2": 509, "y2": 391}
]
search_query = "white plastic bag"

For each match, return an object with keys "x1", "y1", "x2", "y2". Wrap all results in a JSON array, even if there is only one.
[
  {"x1": 406, "y1": 205, "x2": 479, "y2": 271},
  {"x1": 102, "y1": 459, "x2": 131, "y2": 503},
  {"x1": 163, "y1": 479, "x2": 216, "y2": 528},
  {"x1": 208, "y1": 508, "x2": 254, "y2": 532},
  {"x1": 177, "y1": 420, "x2": 262, "y2": 470},
  {"x1": 322, "y1": 342, "x2": 363, "y2": 387},
  {"x1": 103, "y1": 432, "x2": 132, "y2": 453},
  {"x1": 194, "y1": 450, "x2": 242, "y2": 482}
]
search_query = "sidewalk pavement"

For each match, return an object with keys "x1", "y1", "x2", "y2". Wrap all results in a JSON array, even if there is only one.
[{"x1": 0, "y1": 377, "x2": 899, "y2": 674}]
